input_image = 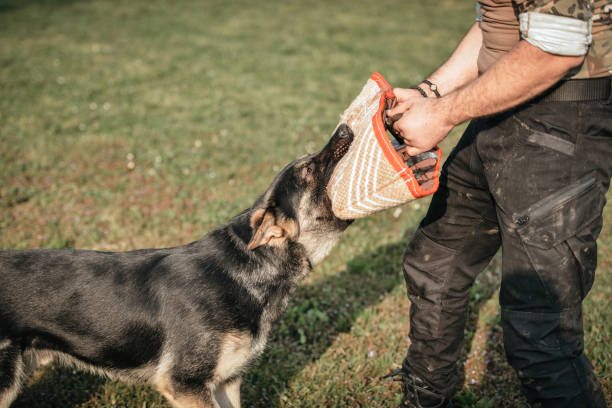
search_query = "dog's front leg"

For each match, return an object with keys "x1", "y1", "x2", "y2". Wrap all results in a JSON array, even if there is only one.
[
  {"x1": 155, "y1": 376, "x2": 217, "y2": 408},
  {"x1": 0, "y1": 342, "x2": 24, "y2": 408},
  {"x1": 161, "y1": 389, "x2": 217, "y2": 408},
  {"x1": 213, "y1": 377, "x2": 241, "y2": 408}
]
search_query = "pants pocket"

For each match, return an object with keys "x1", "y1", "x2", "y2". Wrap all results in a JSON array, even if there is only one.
[
  {"x1": 566, "y1": 227, "x2": 600, "y2": 298},
  {"x1": 512, "y1": 173, "x2": 606, "y2": 302},
  {"x1": 525, "y1": 129, "x2": 576, "y2": 156},
  {"x1": 512, "y1": 173, "x2": 603, "y2": 250}
]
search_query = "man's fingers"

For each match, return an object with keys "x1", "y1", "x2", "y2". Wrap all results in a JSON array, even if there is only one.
[
  {"x1": 411, "y1": 158, "x2": 437, "y2": 170},
  {"x1": 385, "y1": 112, "x2": 403, "y2": 125},
  {"x1": 393, "y1": 88, "x2": 411, "y2": 96},
  {"x1": 393, "y1": 87, "x2": 421, "y2": 102},
  {"x1": 385, "y1": 110, "x2": 400, "y2": 125},
  {"x1": 406, "y1": 146, "x2": 426, "y2": 156},
  {"x1": 386, "y1": 100, "x2": 412, "y2": 117},
  {"x1": 391, "y1": 120, "x2": 404, "y2": 138},
  {"x1": 391, "y1": 109, "x2": 412, "y2": 134}
]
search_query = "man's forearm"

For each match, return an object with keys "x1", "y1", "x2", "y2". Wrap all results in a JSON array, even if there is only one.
[
  {"x1": 440, "y1": 40, "x2": 584, "y2": 126},
  {"x1": 424, "y1": 23, "x2": 482, "y2": 96},
  {"x1": 389, "y1": 38, "x2": 586, "y2": 155}
]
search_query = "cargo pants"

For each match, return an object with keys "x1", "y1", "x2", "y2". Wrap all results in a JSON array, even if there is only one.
[{"x1": 402, "y1": 95, "x2": 611, "y2": 407}]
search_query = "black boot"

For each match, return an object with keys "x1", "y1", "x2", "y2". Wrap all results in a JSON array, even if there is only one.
[{"x1": 384, "y1": 367, "x2": 453, "y2": 408}]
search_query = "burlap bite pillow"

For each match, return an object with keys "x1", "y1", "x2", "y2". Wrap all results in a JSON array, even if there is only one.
[{"x1": 327, "y1": 72, "x2": 442, "y2": 220}]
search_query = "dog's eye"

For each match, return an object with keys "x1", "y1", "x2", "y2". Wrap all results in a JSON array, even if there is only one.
[{"x1": 300, "y1": 164, "x2": 314, "y2": 178}]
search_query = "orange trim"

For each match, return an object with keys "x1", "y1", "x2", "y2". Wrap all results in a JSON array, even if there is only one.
[{"x1": 369, "y1": 72, "x2": 441, "y2": 198}]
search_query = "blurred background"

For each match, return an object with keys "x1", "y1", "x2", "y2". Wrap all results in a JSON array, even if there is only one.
[{"x1": 1, "y1": 0, "x2": 610, "y2": 407}]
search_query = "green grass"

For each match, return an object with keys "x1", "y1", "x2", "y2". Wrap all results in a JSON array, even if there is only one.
[{"x1": 0, "y1": 1, "x2": 609, "y2": 407}]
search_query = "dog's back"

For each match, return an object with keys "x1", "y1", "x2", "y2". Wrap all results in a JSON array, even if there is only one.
[{"x1": 0, "y1": 211, "x2": 311, "y2": 407}]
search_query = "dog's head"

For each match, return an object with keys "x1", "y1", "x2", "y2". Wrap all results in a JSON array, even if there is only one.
[{"x1": 247, "y1": 124, "x2": 354, "y2": 265}]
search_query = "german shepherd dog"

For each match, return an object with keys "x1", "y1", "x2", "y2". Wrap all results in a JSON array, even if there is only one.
[{"x1": 0, "y1": 125, "x2": 354, "y2": 408}]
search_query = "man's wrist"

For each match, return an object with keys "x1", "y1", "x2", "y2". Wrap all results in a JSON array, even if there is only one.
[
  {"x1": 410, "y1": 85, "x2": 429, "y2": 98},
  {"x1": 410, "y1": 79, "x2": 442, "y2": 98},
  {"x1": 432, "y1": 94, "x2": 464, "y2": 129},
  {"x1": 421, "y1": 79, "x2": 441, "y2": 97}
]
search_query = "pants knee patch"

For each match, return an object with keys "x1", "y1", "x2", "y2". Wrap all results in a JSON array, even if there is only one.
[
  {"x1": 403, "y1": 231, "x2": 458, "y2": 303},
  {"x1": 502, "y1": 306, "x2": 583, "y2": 359},
  {"x1": 500, "y1": 306, "x2": 597, "y2": 402},
  {"x1": 502, "y1": 305, "x2": 586, "y2": 379},
  {"x1": 403, "y1": 231, "x2": 459, "y2": 338}
]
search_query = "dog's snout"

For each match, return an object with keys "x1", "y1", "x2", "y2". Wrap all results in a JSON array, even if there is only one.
[
  {"x1": 329, "y1": 124, "x2": 353, "y2": 160},
  {"x1": 315, "y1": 123, "x2": 354, "y2": 173},
  {"x1": 335, "y1": 123, "x2": 353, "y2": 140},
  {"x1": 338, "y1": 126, "x2": 351, "y2": 138},
  {"x1": 332, "y1": 140, "x2": 350, "y2": 160}
]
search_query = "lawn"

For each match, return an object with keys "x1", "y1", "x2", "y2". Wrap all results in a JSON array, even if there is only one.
[{"x1": 0, "y1": 0, "x2": 610, "y2": 407}]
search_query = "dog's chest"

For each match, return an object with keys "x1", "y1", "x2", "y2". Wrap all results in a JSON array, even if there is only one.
[
  {"x1": 214, "y1": 325, "x2": 272, "y2": 383},
  {"x1": 214, "y1": 331, "x2": 254, "y2": 381},
  {"x1": 214, "y1": 291, "x2": 292, "y2": 380}
]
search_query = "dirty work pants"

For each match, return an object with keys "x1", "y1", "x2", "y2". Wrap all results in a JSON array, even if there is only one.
[{"x1": 402, "y1": 97, "x2": 611, "y2": 407}]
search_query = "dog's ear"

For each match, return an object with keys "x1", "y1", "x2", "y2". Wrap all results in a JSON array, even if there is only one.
[{"x1": 247, "y1": 208, "x2": 296, "y2": 250}]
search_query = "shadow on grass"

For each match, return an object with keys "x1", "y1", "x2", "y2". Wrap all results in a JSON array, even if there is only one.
[
  {"x1": 12, "y1": 365, "x2": 106, "y2": 408},
  {"x1": 454, "y1": 306, "x2": 530, "y2": 408},
  {"x1": 10, "y1": 239, "x2": 500, "y2": 407},
  {"x1": 0, "y1": 0, "x2": 83, "y2": 13},
  {"x1": 243, "y1": 239, "x2": 501, "y2": 407}
]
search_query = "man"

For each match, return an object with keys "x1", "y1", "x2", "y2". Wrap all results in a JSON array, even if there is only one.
[{"x1": 386, "y1": 1, "x2": 611, "y2": 407}]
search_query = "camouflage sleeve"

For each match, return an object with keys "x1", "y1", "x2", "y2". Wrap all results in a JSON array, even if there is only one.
[{"x1": 513, "y1": 0, "x2": 593, "y2": 21}]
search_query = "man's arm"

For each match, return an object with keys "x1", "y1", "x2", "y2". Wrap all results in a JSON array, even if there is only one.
[
  {"x1": 390, "y1": 40, "x2": 584, "y2": 156},
  {"x1": 440, "y1": 40, "x2": 583, "y2": 124},
  {"x1": 395, "y1": 22, "x2": 482, "y2": 101}
]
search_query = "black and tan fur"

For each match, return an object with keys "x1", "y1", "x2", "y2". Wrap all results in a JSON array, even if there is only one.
[{"x1": 0, "y1": 125, "x2": 354, "y2": 408}]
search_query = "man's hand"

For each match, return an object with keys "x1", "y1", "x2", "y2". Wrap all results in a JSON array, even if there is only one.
[
  {"x1": 387, "y1": 89, "x2": 455, "y2": 156},
  {"x1": 393, "y1": 88, "x2": 425, "y2": 104}
]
